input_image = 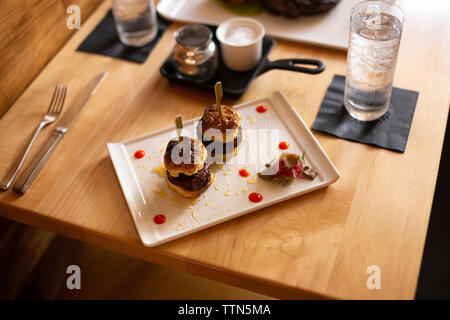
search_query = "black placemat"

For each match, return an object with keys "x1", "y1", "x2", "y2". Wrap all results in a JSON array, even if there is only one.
[
  {"x1": 77, "y1": 10, "x2": 171, "y2": 63},
  {"x1": 312, "y1": 75, "x2": 419, "y2": 152}
]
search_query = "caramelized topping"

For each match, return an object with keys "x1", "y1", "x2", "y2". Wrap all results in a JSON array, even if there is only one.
[{"x1": 201, "y1": 104, "x2": 241, "y2": 134}]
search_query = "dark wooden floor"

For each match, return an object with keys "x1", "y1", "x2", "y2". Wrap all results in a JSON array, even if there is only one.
[
  {"x1": 0, "y1": 216, "x2": 272, "y2": 300},
  {"x1": 0, "y1": 217, "x2": 55, "y2": 299}
]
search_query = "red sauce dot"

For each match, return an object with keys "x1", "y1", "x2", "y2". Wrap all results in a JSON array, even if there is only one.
[
  {"x1": 134, "y1": 150, "x2": 145, "y2": 159},
  {"x1": 279, "y1": 141, "x2": 289, "y2": 150},
  {"x1": 153, "y1": 214, "x2": 166, "y2": 225},
  {"x1": 256, "y1": 105, "x2": 267, "y2": 113},
  {"x1": 239, "y1": 168, "x2": 250, "y2": 177},
  {"x1": 249, "y1": 192, "x2": 263, "y2": 203}
]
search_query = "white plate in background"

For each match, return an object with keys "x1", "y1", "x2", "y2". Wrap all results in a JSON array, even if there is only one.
[
  {"x1": 107, "y1": 91, "x2": 339, "y2": 247},
  {"x1": 157, "y1": 0, "x2": 361, "y2": 50}
]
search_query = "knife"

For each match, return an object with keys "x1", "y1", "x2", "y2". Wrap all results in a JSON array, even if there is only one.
[{"x1": 13, "y1": 72, "x2": 108, "y2": 194}]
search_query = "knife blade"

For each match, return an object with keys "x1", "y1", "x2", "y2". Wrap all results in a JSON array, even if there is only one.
[{"x1": 13, "y1": 72, "x2": 108, "y2": 194}]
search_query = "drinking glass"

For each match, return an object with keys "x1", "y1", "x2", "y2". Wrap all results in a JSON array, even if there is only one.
[
  {"x1": 173, "y1": 25, "x2": 218, "y2": 82},
  {"x1": 344, "y1": 1, "x2": 404, "y2": 121},
  {"x1": 111, "y1": 0, "x2": 158, "y2": 47}
]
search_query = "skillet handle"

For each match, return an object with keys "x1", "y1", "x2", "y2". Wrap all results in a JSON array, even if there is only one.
[{"x1": 259, "y1": 58, "x2": 326, "y2": 75}]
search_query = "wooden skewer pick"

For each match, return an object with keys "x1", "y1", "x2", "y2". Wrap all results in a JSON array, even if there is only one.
[
  {"x1": 214, "y1": 81, "x2": 223, "y2": 125},
  {"x1": 175, "y1": 115, "x2": 183, "y2": 143}
]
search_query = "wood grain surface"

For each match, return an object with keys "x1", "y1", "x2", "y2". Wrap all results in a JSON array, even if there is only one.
[
  {"x1": 0, "y1": 0, "x2": 102, "y2": 116},
  {"x1": 0, "y1": 0, "x2": 449, "y2": 299}
]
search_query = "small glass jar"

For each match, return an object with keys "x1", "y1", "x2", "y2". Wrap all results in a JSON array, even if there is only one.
[{"x1": 173, "y1": 24, "x2": 218, "y2": 82}]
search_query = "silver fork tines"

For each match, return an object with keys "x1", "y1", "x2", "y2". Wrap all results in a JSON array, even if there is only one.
[
  {"x1": 0, "y1": 84, "x2": 67, "y2": 191},
  {"x1": 49, "y1": 85, "x2": 67, "y2": 115}
]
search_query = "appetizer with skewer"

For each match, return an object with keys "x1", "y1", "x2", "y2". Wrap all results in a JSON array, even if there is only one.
[
  {"x1": 165, "y1": 116, "x2": 214, "y2": 198},
  {"x1": 197, "y1": 82, "x2": 243, "y2": 161}
]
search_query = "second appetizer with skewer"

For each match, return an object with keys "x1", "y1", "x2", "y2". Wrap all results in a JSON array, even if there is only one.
[
  {"x1": 197, "y1": 82, "x2": 243, "y2": 162},
  {"x1": 165, "y1": 116, "x2": 214, "y2": 198}
]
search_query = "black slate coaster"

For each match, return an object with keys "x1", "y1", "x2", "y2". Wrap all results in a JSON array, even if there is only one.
[
  {"x1": 312, "y1": 75, "x2": 419, "y2": 152},
  {"x1": 77, "y1": 10, "x2": 171, "y2": 63}
]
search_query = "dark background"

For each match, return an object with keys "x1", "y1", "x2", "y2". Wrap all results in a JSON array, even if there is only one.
[{"x1": 416, "y1": 111, "x2": 450, "y2": 299}]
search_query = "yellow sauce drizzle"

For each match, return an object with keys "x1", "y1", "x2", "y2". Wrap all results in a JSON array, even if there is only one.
[
  {"x1": 247, "y1": 114, "x2": 256, "y2": 124},
  {"x1": 153, "y1": 188, "x2": 185, "y2": 203},
  {"x1": 226, "y1": 177, "x2": 232, "y2": 192},
  {"x1": 246, "y1": 175, "x2": 256, "y2": 185},
  {"x1": 204, "y1": 193, "x2": 217, "y2": 209},
  {"x1": 182, "y1": 209, "x2": 195, "y2": 224},
  {"x1": 214, "y1": 176, "x2": 233, "y2": 196},
  {"x1": 173, "y1": 224, "x2": 181, "y2": 232},
  {"x1": 154, "y1": 188, "x2": 171, "y2": 200},
  {"x1": 189, "y1": 205, "x2": 200, "y2": 221},
  {"x1": 151, "y1": 164, "x2": 166, "y2": 178},
  {"x1": 169, "y1": 219, "x2": 187, "y2": 232}
]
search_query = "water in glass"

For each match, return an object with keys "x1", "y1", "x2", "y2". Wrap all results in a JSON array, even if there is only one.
[
  {"x1": 345, "y1": 1, "x2": 403, "y2": 121},
  {"x1": 111, "y1": 0, "x2": 157, "y2": 47}
]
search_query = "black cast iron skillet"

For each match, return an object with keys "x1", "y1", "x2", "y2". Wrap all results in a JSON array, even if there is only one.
[
  {"x1": 160, "y1": 31, "x2": 325, "y2": 98},
  {"x1": 258, "y1": 57, "x2": 324, "y2": 75}
]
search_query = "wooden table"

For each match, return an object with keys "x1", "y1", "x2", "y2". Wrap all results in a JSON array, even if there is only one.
[{"x1": 1, "y1": 0, "x2": 449, "y2": 300}]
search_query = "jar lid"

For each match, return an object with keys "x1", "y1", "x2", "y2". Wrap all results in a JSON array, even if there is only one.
[{"x1": 174, "y1": 24, "x2": 213, "y2": 48}]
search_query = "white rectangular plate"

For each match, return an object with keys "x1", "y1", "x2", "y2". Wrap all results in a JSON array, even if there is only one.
[
  {"x1": 107, "y1": 91, "x2": 339, "y2": 247},
  {"x1": 157, "y1": 0, "x2": 361, "y2": 50}
]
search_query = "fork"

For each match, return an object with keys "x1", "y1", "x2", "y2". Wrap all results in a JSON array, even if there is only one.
[{"x1": 0, "y1": 85, "x2": 67, "y2": 191}]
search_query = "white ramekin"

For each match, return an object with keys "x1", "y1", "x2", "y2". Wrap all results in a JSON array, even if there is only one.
[{"x1": 216, "y1": 18, "x2": 265, "y2": 72}]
